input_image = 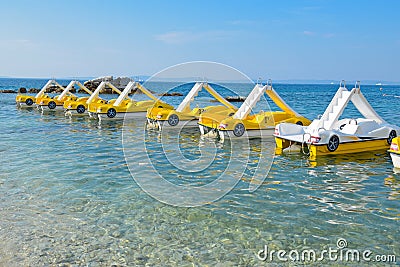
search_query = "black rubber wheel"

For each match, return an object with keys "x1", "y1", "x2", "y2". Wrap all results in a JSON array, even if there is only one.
[
  {"x1": 48, "y1": 101, "x2": 56, "y2": 109},
  {"x1": 388, "y1": 130, "x2": 397, "y2": 144},
  {"x1": 107, "y1": 108, "x2": 117, "y2": 118},
  {"x1": 76, "y1": 105, "x2": 86, "y2": 114},
  {"x1": 327, "y1": 135, "x2": 339, "y2": 152},
  {"x1": 296, "y1": 121, "x2": 303, "y2": 126},
  {"x1": 233, "y1": 123, "x2": 245, "y2": 137},
  {"x1": 168, "y1": 114, "x2": 179, "y2": 126},
  {"x1": 25, "y1": 98, "x2": 34, "y2": 106}
]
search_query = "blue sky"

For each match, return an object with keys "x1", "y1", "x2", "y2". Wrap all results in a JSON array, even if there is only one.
[{"x1": 0, "y1": 0, "x2": 399, "y2": 81}]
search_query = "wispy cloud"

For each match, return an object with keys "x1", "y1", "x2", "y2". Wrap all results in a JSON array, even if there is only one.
[
  {"x1": 154, "y1": 30, "x2": 236, "y2": 45},
  {"x1": 0, "y1": 39, "x2": 36, "y2": 50},
  {"x1": 154, "y1": 31, "x2": 191, "y2": 44},
  {"x1": 303, "y1": 31, "x2": 315, "y2": 36}
]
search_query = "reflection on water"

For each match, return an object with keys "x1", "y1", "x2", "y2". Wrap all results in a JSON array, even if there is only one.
[{"x1": 0, "y1": 85, "x2": 399, "y2": 265}]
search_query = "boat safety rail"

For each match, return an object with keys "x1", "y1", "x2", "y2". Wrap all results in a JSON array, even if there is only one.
[
  {"x1": 340, "y1": 80, "x2": 346, "y2": 88},
  {"x1": 355, "y1": 81, "x2": 361, "y2": 90}
]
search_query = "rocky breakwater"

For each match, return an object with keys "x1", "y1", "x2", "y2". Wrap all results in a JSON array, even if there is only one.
[{"x1": 84, "y1": 76, "x2": 156, "y2": 95}]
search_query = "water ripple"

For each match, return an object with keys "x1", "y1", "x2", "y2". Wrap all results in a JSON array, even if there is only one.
[{"x1": 0, "y1": 86, "x2": 399, "y2": 265}]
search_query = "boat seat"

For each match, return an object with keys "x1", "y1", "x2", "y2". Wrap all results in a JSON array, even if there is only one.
[{"x1": 340, "y1": 123, "x2": 358, "y2": 135}]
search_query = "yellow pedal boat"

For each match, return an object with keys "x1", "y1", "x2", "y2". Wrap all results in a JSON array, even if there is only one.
[
  {"x1": 16, "y1": 79, "x2": 64, "y2": 108},
  {"x1": 274, "y1": 81, "x2": 400, "y2": 160},
  {"x1": 198, "y1": 81, "x2": 311, "y2": 140},
  {"x1": 64, "y1": 81, "x2": 122, "y2": 117},
  {"x1": 92, "y1": 81, "x2": 173, "y2": 121},
  {"x1": 37, "y1": 80, "x2": 92, "y2": 112},
  {"x1": 389, "y1": 137, "x2": 400, "y2": 168},
  {"x1": 146, "y1": 82, "x2": 237, "y2": 130},
  {"x1": 87, "y1": 82, "x2": 126, "y2": 119}
]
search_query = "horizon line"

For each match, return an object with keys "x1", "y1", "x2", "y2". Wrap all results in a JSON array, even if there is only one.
[{"x1": 0, "y1": 76, "x2": 399, "y2": 85}]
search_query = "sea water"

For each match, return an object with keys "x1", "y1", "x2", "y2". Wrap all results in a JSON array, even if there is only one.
[{"x1": 0, "y1": 78, "x2": 399, "y2": 266}]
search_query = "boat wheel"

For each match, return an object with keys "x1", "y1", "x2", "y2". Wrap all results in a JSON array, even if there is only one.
[
  {"x1": 233, "y1": 123, "x2": 245, "y2": 137},
  {"x1": 76, "y1": 105, "x2": 86, "y2": 114},
  {"x1": 107, "y1": 108, "x2": 117, "y2": 118},
  {"x1": 25, "y1": 98, "x2": 34, "y2": 106},
  {"x1": 388, "y1": 130, "x2": 397, "y2": 144},
  {"x1": 168, "y1": 114, "x2": 179, "y2": 126},
  {"x1": 327, "y1": 135, "x2": 339, "y2": 152},
  {"x1": 48, "y1": 101, "x2": 56, "y2": 109}
]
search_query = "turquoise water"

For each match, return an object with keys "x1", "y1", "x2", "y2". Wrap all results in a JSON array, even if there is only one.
[{"x1": 0, "y1": 79, "x2": 399, "y2": 266}]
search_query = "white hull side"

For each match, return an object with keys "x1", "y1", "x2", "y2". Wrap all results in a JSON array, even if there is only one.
[
  {"x1": 98, "y1": 112, "x2": 147, "y2": 121},
  {"x1": 219, "y1": 128, "x2": 274, "y2": 141},
  {"x1": 390, "y1": 153, "x2": 400, "y2": 168},
  {"x1": 147, "y1": 119, "x2": 199, "y2": 130},
  {"x1": 88, "y1": 112, "x2": 98, "y2": 119},
  {"x1": 39, "y1": 105, "x2": 64, "y2": 112},
  {"x1": 65, "y1": 110, "x2": 89, "y2": 117},
  {"x1": 16, "y1": 102, "x2": 37, "y2": 108}
]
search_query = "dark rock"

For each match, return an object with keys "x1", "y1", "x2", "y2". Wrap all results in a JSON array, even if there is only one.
[
  {"x1": 0, "y1": 89, "x2": 16, "y2": 93},
  {"x1": 29, "y1": 88, "x2": 40, "y2": 93},
  {"x1": 210, "y1": 96, "x2": 246, "y2": 103},
  {"x1": 78, "y1": 88, "x2": 87, "y2": 93},
  {"x1": 128, "y1": 88, "x2": 156, "y2": 95},
  {"x1": 226, "y1": 96, "x2": 246, "y2": 102},
  {"x1": 158, "y1": 92, "x2": 183, "y2": 96},
  {"x1": 18, "y1": 87, "x2": 27, "y2": 93},
  {"x1": 100, "y1": 87, "x2": 113, "y2": 94}
]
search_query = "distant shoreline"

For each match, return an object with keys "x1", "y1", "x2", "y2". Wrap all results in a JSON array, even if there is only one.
[{"x1": 0, "y1": 77, "x2": 399, "y2": 86}]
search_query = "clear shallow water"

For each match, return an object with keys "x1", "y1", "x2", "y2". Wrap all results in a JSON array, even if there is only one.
[{"x1": 0, "y1": 79, "x2": 399, "y2": 266}]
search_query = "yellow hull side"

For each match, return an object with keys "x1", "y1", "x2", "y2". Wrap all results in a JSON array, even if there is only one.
[
  {"x1": 275, "y1": 137, "x2": 389, "y2": 160},
  {"x1": 309, "y1": 139, "x2": 389, "y2": 160}
]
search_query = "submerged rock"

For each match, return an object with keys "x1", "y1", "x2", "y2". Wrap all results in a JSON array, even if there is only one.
[
  {"x1": 18, "y1": 87, "x2": 27, "y2": 93},
  {"x1": 0, "y1": 89, "x2": 16, "y2": 93}
]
